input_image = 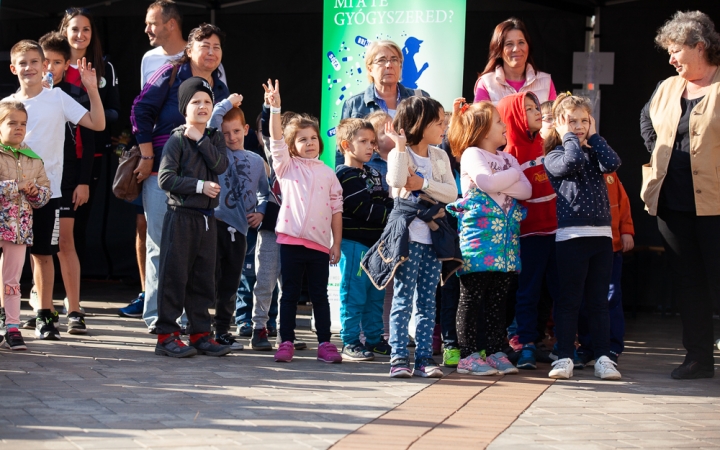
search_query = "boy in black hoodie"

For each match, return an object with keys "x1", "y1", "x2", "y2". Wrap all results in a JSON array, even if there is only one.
[
  {"x1": 155, "y1": 77, "x2": 229, "y2": 358},
  {"x1": 335, "y1": 118, "x2": 394, "y2": 361}
]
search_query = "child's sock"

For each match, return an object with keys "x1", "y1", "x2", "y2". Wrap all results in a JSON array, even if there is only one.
[
  {"x1": 158, "y1": 333, "x2": 173, "y2": 342},
  {"x1": 189, "y1": 332, "x2": 210, "y2": 344}
]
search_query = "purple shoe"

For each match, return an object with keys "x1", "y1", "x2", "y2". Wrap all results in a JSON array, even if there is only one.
[
  {"x1": 317, "y1": 342, "x2": 342, "y2": 363},
  {"x1": 274, "y1": 341, "x2": 294, "y2": 362}
]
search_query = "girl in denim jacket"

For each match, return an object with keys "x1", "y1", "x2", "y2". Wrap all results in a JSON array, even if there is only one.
[
  {"x1": 384, "y1": 96, "x2": 457, "y2": 378},
  {"x1": 447, "y1": 100, "x2": 531, "y2": 376}
]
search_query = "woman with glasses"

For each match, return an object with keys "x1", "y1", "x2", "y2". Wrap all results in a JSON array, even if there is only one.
[
  {"x1": 474, "y1": 17, "x2": 556, "y2": 105},
  {"x1": 341, "y1": 40, "x2": 429, "y2": 122}
]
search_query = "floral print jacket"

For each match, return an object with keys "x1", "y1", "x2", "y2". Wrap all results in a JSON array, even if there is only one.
[
  {"x1": 447, "y1": 187, "x2": 525, "y2": 275},
  {"x1": 0, "y1": 147, "x2": 52, "y2": 246}
]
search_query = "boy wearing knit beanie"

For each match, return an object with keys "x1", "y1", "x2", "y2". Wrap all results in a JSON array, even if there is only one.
[{"x1": 154, "y1": 76, "x2": 230, "y2": 357}]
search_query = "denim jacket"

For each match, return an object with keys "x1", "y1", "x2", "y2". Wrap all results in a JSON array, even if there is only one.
[
  {"x1": 361, "y1": 197, "x2": 462, "y2": 290},
  {"x1": 447, "y1": 188, "x2": 526, "y2": 275},
  {"x1": 340, "y1": 83, "x2": 429, "y2": 120}
]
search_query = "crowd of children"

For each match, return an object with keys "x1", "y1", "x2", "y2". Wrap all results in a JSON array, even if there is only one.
[{"x1": 0, "y1": 22, "x2": 639, "y2": 382}]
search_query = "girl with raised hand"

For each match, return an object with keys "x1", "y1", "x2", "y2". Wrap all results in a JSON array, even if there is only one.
[
  {"x1": 265, "y1": 79, "x2": 344, "y2": 364},
  {"x1": 366, "y1": 96, "x2": 460, "y2": 379}
]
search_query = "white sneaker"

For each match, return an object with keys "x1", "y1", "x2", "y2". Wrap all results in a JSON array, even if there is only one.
[
  {"x1": 549, "y1": 357, "x2": 574, "y2": 379},
  {"x1": 62, "y1": 297, "x2": 85, "y2": 315},
  {"x1": 29, "y1": 288, "x2": 39, "y2": 311},
  {"x1": 594, "y1": 355, "x2": 622, "y2": 380}
]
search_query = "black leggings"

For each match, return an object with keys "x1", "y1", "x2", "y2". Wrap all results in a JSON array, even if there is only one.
[
  {"x1": 457, "y1": 272, "x2": 514, "y2": 358},
  {"x1": 657, "y1": 208, "x2": 720, "y2": 368}
]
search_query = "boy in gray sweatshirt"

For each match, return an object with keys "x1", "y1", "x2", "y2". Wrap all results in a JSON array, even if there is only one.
[{"x1": 208, "y1": 95, "x2": 270, "y2": 350}]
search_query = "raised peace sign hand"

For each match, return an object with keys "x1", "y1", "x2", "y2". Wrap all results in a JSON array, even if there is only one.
[{"x1": 262, "y1": 79, "x2": 281, "y2": 108}]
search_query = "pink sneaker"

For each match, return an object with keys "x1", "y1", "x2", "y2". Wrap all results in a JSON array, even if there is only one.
[
  {"x1": 274, "y1": 341, "x2": 294, "y2": 362},
  {"x1": 317, "y1": 342, "x2": 342, "y2": 363},
  {"x1": 508, "y1": 335, "x2": 522, "y2": 352}
]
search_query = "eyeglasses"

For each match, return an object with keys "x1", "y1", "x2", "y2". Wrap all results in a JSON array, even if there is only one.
[
  {"x1": 65, "y1": 7, "x2": 89, "y2": 16},
  {"x1": 373, "y1": 57, "x2": 401, "y2": 66},
  {"x1": 541, "y1": 114, "x2": 553, "y2": 123}
]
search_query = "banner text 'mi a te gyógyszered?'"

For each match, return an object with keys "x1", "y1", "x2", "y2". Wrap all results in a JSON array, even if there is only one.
[{"x1": 333, "y1": 0, "x2": 456, "y2": 26}]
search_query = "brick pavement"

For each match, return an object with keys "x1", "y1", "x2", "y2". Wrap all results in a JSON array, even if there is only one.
[{"x1": 1, "y1": 283, "x2": 719, "y2": 449}]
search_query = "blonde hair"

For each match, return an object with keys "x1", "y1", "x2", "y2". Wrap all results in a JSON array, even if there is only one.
[
  {"x1": 336, "y1": 118, "x2": 375, "y2": 151},
  {"x1": 447, "y1": 102, "x2": 496, "y2": 158},
  {"x1": 364, "y1": 40, "x2": 403, "y2": 83},
  {"x1": 540, "y1": 100, "x2": 553, "y2": 115},
  {"x1": 0, "y1": 100, "x2": 27, "y2": 126},
  {"x1": 543, "y1": 93, "x2": 593, "y2": 154},
  {"x1": 10, "y1": 40, "x2": 43, "y2": 64},
  {"x1": 365, "y1": 110, "x2": 392, "y2": 132},
  {"x1": 284, "y1": 114, "x2": 324, "y2": 158}
]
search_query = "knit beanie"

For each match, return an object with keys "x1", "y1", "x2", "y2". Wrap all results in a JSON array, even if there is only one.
[{"x1": 178, "y1": 76, "x2": 214, "y2": 115}]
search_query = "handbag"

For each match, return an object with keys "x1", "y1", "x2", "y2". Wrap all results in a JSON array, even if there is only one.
[
  {"x1": 112, "y1": 144, "x2": 142, "y2": 201},
  {"x1": 111, "y1": 64, "x2": 180, "y2": 202}
]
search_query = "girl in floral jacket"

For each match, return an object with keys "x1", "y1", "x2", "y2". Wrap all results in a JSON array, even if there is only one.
[
  {"x1": 446, "y1": 100, "x2": 531, "y2": 376},
  {"x1": 0, "y1": 100, "x2": 51, "y2": 350}
]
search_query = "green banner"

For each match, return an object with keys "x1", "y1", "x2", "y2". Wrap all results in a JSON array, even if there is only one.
[{"x1": 320, "y1": 0, "x2": 467, "y2": 167}]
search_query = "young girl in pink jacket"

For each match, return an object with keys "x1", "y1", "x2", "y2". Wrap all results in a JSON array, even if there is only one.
[{"x1": 264, "y1": 79, "x2": 344, "y2": 364}]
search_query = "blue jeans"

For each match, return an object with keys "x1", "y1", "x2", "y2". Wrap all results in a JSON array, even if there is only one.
[
  {"x1": 578, "y1": 251, "x2": 625, "y2": 356},
  {"x1": 555, "y1": 237, "x2": 613, "y2": 360},
  {"x1": 390, "y1": 242, "x2": 441, "y2": 360},
  {"x1": 141, "y1": 176, "x2": 187, "y2": 328},
  {"x1": 515, "y1": 235, "x2": 560, "y2": 345},
  {"x1": 339, "y1": 239, "x2": 385, "y2": 346}
]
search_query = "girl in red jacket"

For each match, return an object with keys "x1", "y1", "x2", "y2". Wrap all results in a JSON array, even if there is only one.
[{"x1": 496, "y1": 92, "x2": 559, "y2": 370}]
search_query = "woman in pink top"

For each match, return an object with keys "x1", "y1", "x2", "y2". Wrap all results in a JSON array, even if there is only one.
[
  {"x1": 474, "y1": 18, "x2": 557, "y2": 105},
  {"x1": 264, "y1": 79, "x2": 344, "y2": 364}
]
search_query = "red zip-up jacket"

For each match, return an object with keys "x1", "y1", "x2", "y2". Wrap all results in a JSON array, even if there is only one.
[{"x1": 497, "y1": 92, "x2": 557, "y2": 237}]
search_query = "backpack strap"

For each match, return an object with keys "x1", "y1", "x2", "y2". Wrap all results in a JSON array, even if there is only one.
[{"x1": 169, "y1": 64, "x2": 179, "y2": 87}]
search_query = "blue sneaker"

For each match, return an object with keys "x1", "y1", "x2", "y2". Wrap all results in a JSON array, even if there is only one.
[
  {"x1": 118, "y1": 293, "x2": 145, "y2": 318},
  {"x1": 517, "y1": 344, "x2": 537, "y2": 370}
]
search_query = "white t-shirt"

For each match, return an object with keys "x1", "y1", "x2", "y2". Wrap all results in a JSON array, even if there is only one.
[
  {"x1": 407, "y1": 148, "x2": 433, "y2": 245},
  {"x1": 140, "y1": 46, "x2": 229, "y2": 87},
  {"x1": 4, "y1": 88, "x2": 87, "y2": 198},
  {"x1": 555, "y1": 226, "x2": 612, "y2": 242}
]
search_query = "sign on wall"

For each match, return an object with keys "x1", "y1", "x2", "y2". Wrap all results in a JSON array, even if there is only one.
[{"x1": 319, "y1": 0, "x2": 467, "y2": 167}]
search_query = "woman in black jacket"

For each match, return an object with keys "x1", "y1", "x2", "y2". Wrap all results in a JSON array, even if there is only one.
[{"x1": 57, "y1": 7, "x2": 121, "y2": 329}]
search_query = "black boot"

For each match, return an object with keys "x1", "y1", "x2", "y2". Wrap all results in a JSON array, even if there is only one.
[{"x1": 251, "y1": 327, "x2": 273, "y2": 351}]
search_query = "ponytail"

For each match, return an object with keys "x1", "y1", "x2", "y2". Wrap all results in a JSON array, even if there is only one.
[{"x1": 543, "y1": 92, "x2": 592, "y2": 155}]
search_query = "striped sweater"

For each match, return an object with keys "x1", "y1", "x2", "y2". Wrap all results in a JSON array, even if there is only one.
[{"x1": 336, "y1": 164, "x2": 393, "y2": 248}]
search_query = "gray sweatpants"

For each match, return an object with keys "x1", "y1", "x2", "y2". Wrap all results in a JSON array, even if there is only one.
[{"x1": 251, "y1": 230, "x2": 282, "y2": 329}]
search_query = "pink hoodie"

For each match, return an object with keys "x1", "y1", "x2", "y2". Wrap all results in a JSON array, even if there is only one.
[{"x1": 271, "y1": 139, "x2": 343, "y2": 252}]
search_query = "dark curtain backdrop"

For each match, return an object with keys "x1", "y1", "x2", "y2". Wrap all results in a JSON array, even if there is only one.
[{"x1": 1, "y1": 0, "x2": 719, "y2": 281}]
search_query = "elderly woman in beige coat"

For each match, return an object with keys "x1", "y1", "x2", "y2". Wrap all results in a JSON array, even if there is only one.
[{"x1": 640, "y1": 10, "x2": 720, "y2": 380}]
